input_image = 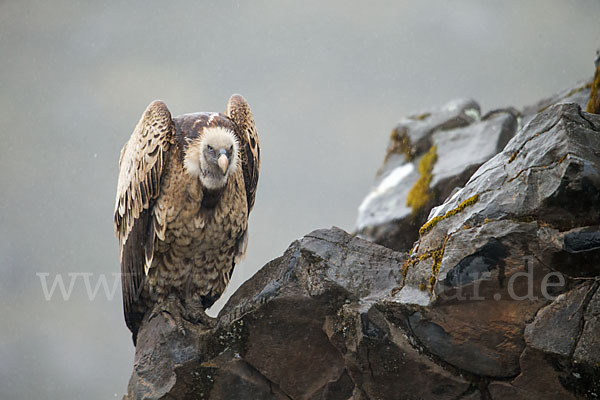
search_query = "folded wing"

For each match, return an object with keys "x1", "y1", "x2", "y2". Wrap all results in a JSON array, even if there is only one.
[{"x1": 114, "y1": 100, "x2": 174, "y2": 333}]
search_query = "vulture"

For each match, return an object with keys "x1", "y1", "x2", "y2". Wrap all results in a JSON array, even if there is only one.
[{"x1": 114, "y1": 94, "x2": 259, "y2": 344}]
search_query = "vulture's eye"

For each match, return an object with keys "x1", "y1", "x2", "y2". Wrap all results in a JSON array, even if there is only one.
[
  {"x1": 229, "y1": 145, "x2": 233, "y2": 153},
  {"x1": 207, "y1": 145, "x2": 215, "y2": 154}
]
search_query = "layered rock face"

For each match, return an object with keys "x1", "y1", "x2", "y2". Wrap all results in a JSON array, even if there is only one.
[
  {"x1": 356, "y1": 98, "x2": 518, "y2": 252},
  {"x1": 356, "y1": 80, "x2": 593, "y2": 253},
  {"x1": 124, "y1": 84, "x2": 599, "y2": 399},
  {"x1": 396, "y1": 102, "x2": 600, "y2": 399}
]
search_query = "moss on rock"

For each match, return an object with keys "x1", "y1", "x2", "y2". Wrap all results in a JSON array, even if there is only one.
[
  {"x1": 384, "y1": 127, "x2": 415, "y2": 163},
  {"x1": 586, "y1": 63, "x2": 600, "y2": 114},
  {"x1": 418, "y1": 194, "x2": 480, "y2": 236},
  {"x1": 427, "y1": 236, "x2": 449, "y2": 291},
  {"x1": 406, "y1": 145, "x2": 438, "y2": 214}
]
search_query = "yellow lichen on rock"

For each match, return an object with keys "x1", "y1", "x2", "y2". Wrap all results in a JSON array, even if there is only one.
[
  {"x1": 427, "y1": 236, "x2": 449, "y2": 291},
  {"x1": 408, "y1": 112, "x2": 431, "y2": 121},
  {"x1": 384, "y1": 127, "x2": 414, "y2": 163},
  {"x1": 586, "y1": 63, "x2": 600, "y2": 114},
  {"x1": 418, "y1": 194, "x2": 480, "y2": 236},
  {"x1": 402, "y1": 250, "x2": 435, "y2": 284},
  {"x1": 401, "y1": 235, "x2": 449, "y2": 292},
  {"x1": 406, "y1": 145, "x2": 438, "y2": 214}
]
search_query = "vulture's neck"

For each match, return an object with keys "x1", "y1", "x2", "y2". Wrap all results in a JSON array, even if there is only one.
[{"x1": 202, "y1": 186, "x2": 225, "y2": 208}]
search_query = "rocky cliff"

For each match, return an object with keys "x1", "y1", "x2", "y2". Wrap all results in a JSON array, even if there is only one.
[{"x1": 123, "y1": 80, "x2": 600, "y2": 399}]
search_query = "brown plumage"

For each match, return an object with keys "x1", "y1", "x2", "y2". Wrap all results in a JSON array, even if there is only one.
[{"x1": 114, "y1": 95, "x2": 260, "y2": 344}]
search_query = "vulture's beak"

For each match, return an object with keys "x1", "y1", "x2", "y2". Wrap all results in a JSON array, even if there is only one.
[{"x1": 217, "y1": 152, "x2": 228, "y2": 175}]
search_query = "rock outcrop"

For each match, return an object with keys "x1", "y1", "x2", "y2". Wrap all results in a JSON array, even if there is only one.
[
  {"x1": 124, "y1": 83, "x2": 600, "y2": 399},
  {"x1": 356, "y1": 79, "x2": 593, "y2": 254},
  {"x1": 396, "y1": 102, "x2": 600, "y2": 399},
  {"x1": 356, "y1": 98, "x2": 518, "y2": 252}
]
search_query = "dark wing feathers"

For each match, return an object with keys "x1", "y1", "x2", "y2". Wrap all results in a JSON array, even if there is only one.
[
  {"x1": 120, "y1": 208, "x2": 152, "y2": 339},
  {"x1": 114, "y1": 100, "x2": 174, "y2": 334},
  {"x1": 226, "y1": 94, "x2": 260, "y2": 212}
]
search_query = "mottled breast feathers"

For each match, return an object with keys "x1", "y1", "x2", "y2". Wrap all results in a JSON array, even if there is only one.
[{"x1": 114, "y1": 95, "x2": 260, "y2": 339}]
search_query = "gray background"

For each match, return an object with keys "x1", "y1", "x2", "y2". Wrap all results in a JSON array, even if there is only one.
[{"x1": 1, "y1": 1, "x2": 598, "y2": 398}]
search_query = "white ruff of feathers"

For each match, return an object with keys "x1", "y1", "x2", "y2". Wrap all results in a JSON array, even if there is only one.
[{"x1": 184, "y1": 126, "x2": 240, "y2": 189}]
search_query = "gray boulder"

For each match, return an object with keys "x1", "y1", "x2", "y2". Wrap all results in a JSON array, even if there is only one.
[
  {"x1": 357, "y1": 77, "x2": 594, "y2": 254},
  {"x1": 356, "y1": 98, "x2": 517, "y2": 252},
  {"x1": 395, "y1": 102, "x2": 600, "y2": 398},
  {"x1": 124, "y1": 228, "x2": 479, "y2": 399},
  {"x1": 520, "y1": 79, "x2": 593, "y2": 127}
]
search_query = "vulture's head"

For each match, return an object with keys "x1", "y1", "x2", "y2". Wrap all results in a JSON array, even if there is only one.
[{"x1": 184, "y1": 126, "x2": 240, "y2": 190}]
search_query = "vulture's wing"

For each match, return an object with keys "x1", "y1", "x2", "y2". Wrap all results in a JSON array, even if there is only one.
[
  {"x1": 114, "y1": 100, "x2": 174, "y2": 334},
  {"x1": 226, "y1": 94, "x2": 260, "y2": 212}
]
